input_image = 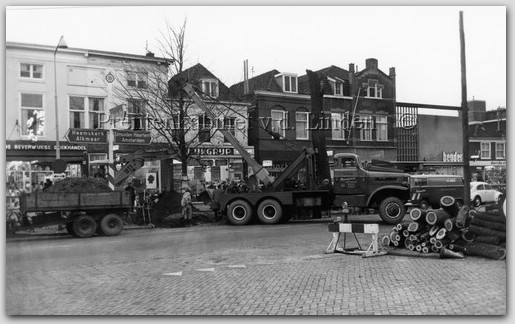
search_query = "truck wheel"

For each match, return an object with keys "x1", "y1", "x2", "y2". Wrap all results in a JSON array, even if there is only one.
[
  {"x1": 99, "y1": 214, "x2": 124, "y2": 236},
  {"x1": 227, "y1": 200, "x2": 253, "y2": 225},
  {"x1": 419, "y1": 200, "x2": 429, "y2": 210},
  {"x1": 72, "y1": 215, "x2": 97, "y2": 238},
  {"x1": 65, "y1": 221, "x2": 75, "y2": 235},
  {"x1": 379, "y1": 197, "x2": 406, "y2": 225},
  {"x1": 257, "y1": 199, "x2": 283, "y2": 224}
]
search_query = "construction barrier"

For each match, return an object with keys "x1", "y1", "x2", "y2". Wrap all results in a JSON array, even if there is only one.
[{"x1": 325, "y1": 221, "x2": 387, "y2": 258}]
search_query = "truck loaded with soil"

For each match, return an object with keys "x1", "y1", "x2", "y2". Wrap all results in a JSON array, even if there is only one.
[{"x1": 17, "y1": 178, "x2": 131, "y2": 238}]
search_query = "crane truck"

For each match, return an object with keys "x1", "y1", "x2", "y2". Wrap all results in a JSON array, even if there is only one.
[{"x1": 183, "y1": 84, "x2": 410, "y2": 225}]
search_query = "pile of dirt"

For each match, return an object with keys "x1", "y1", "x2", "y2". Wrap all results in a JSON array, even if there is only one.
[
  {"x1": 44, "y1": 178, "x2": 113, "y2": 193},
  {"x1": 151, "y1": 190, "x2": 183, "y2": 219}
]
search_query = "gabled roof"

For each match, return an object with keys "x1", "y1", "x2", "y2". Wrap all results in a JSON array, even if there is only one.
[
  {"x1": 168, "y1": 63, "x2": 235, "y2": 101},
  {"x1": 298, "y1": 65, "x2": 350, "y2": 95},
  {"x1": 229, "y1": 69, "x2": 282, "y2": 96}
]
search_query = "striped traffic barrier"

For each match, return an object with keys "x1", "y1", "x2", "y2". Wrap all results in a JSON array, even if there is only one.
[
  {"x1": 325, "y1": 222, "x2": 387, "y2": 258},
  {"x1": 107, "y1": 164, "x2": 116, "y2": 190}
]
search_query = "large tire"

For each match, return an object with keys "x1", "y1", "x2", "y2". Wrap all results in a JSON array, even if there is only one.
[
  {"x1": 72, "y1": 215, "x2": 97, "y2": 238},
  {"x1": 256, "y1": 199, "x2": 283, "y2": 224},
  {"x1": 98, "y1": 213, "x2": 124, "y2": 236},
  {"x1": 379, "y1": 197, "x2": 406, "y2": 225},
  {"x1": 227, "y1": 200, "x2": 253, "y2": 225}
]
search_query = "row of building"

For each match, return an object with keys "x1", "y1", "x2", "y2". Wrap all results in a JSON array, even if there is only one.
[{"x1": 5, "y1": 41, "x2": 506, "y2": 196}]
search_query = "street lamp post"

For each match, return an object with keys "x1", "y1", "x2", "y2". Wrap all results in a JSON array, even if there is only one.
[{"x1": 53, "y1": 35, "x2": 68, "y2": 160}]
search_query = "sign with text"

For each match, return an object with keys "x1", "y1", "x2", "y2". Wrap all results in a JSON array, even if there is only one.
[
  {"x1": 65, "y1": 128, "x2": 108, "y2": 144},
  {"x1": 113, "y1": 130, "x2": 152, "y2": 145},
  {"x1": 189, "y1": 147, "x2": 235, "y2": 156}
]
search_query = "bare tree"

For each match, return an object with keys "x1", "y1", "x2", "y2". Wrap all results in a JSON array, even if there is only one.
[{"x1": 111, "y1": 18, "x2": 244, "y2": 185}]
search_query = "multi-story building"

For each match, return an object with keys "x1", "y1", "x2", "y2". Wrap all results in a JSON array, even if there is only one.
[
  {"x1": 230, "y1": 58, "x2": 397, "y2": 180},
  {"x1": 5, "y1": 41, "x2": 171, "y2": 193},
  {"x1": 468, "y1": 100, "x2": 506, "y2": 184},
  {"x1": 168, "y1": 63, "x2": 252, "y2": 190}
]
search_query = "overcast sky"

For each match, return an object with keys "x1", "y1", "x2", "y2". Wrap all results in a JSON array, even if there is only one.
[{"x1": 5, "y1": 4, "x2": 507, "y2": 110}]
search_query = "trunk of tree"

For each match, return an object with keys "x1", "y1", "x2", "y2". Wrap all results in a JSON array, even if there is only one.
[
  {"x1": 467, "y1": 224, "x2": 506, "y2": 242},
  {"x1": 440, "y1": 196, "x2": 460, "y2": 217},
  {"x1": 455, "y1": 205, "x2": 470, "y2": 228},
  {"x1": 470, "y1": 217, "x2": 506, "y2": 232},
  {"x1": 426, "y1": 209, "x2": 451, "y2": 226},
  {"x1": 464, "y1": 242, "x2": 506, "y2": 260}
]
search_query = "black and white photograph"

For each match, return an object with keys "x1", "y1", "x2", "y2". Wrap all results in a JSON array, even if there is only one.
[{"x1": 3, "y1": 1, "x2": 509, "y2": 317}]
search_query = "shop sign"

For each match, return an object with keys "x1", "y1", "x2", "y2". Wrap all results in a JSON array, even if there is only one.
[
  {"x1": 6, "y1": 142, "x2": 87, "y2": 151},
  {"x1": 189, "y1": 147, "x2": 235, "y2": 156},
  {"x1": 113, "y1": 130, "x2": 152, "y2": 145},
  {"x1": 66, "y1": 128, "x2": 108, "y2": 144},
  {"x1": 442, "y1": 151, "x2": 463, "y2": 163},
  {"x1": 262, "y1": 160, "x2": 273, "y2": 167},
  {"x1": 146, "y1": 172, "x2": 157, "y2": 189}
]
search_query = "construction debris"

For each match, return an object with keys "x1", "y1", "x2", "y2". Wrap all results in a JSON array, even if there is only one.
[{"x1": 382, "y1": 195, "x2": 506, "y2": 260}]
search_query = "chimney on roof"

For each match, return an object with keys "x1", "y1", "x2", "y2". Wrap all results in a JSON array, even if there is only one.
[
  {"x1": 349, "y1": 63, "x2": 355, "y2": 73},
  {"x1": 365, "y1": 58, "x2": 378, "y2": 70},
  {"x1": 389, "y1": 67, "x2": 396, "y2": 77},
  {"x1": 146, "y1": 51, "x2": 155, "y2": 57}
]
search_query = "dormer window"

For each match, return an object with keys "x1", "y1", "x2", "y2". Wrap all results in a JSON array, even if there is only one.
[
  {"x1": 276, "y1": 73, "x2": 298, "y2": 93},
  {"x1": 328, "y1": 77, "x2": 345, "y2": 96},
  {"x1": 363, "y1": 79, "x2": 383, "y2": 99},
  {"x1": 201, "y1": 79, "x2": 219, "y2": 98}
]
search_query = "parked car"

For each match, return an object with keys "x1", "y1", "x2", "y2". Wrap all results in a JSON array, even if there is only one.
[
  {"x1": 470, "y1": 181, "x2": 503, "y2": 207},
  {"x1": 408, "y1": 175, "x2": 464, "y2": 209}
]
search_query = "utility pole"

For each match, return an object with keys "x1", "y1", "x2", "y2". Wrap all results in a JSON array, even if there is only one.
[
  {"x1": 307, "y1": 70, "x2": 331, "y2": 184},
  {"x1": 460, "y1": 11, "x2": 471, "y2": 206}
]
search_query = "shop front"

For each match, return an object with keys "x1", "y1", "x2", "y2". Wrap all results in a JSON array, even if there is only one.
[{"x1": 172, "y1": 146, "x2": 253, "y2": 193}]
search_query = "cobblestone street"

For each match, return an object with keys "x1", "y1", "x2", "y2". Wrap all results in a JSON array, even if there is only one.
[{"x1": 5, "y1": 224, "x2": 507, "y2": 315}]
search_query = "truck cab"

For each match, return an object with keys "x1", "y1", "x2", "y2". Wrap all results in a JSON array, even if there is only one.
[{"x1": 332, "y1": 153, "x2": 410, "y2": 224}]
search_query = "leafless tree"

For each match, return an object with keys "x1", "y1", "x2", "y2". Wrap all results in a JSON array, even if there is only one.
[{"x1": 111, "y1": 18, "x2": 233, "y2": 183}]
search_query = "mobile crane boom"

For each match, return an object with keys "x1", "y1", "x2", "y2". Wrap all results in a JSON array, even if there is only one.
[{"x1": 183, "y1": 83, "x2": 273, "y2": 186}]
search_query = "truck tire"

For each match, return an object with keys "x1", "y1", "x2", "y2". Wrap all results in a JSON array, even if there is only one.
[
  {"x1": 72, "y1": 215, "x2": 97, "y2": 238},
  {"x1": 98, "y1": 213, "x2": 124, "y2": 236},
  {"x1": 419, "y1": 200, "x2": 429, "y2": 210},
  {"x1": 379, "y1": 197, "x2": 406, "y2": 225},
  {"x1": 257, "y1": 199, "x2": 283, "y2": 224},
  {"x1": 227, "y1": 200, "x2": 253, "y2": 225}
]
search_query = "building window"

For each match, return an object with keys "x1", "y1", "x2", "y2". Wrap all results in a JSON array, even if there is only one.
[
  {"x1": 364, "y1": 79, "x2": 383, "y2": 99},
  {"x1": 69, "y1": 96, "x2": 85, "y2": 128},
  {"x1": 331, "y1": 112, "x2": 348, "y2": 140},
  {"x1": 224, "y1": 117, "x2": 236, "y2": 143},
  {"x1": 201, "y1": 79, "x2": 219, "y2": 98},
  {"x1": 360, "y1": 115, "x2": 374, "y2": 141},
  {"x1": 198, "y1": 114, "x2": 211, "y2": 143},
  {"x1": 328, "y1": 78, "x2": 345, "y2": 96},
  {"x1": 127, "y1": 71, "x2": 148, "y2": 89},
  {"x1": 89, "y1": 98, "x2": 105, "y2": 129},
  {"x1": 283, "y1": 75, "x2": 298, "y2": 93},
  {"x1": 480, "y1": 142, "x2": 491, "y2": 159},
  {"x1": 376, "y1": 115, "x2": 388, "y2": 141},
  {"x1": 20, "y1": 63, "x2": 44, "y2": 79},
  {"x1": 271, "y1": 110, "x2": 288, "y2": 138},
  {"x1": 69, "y1": 97, "x2": 105, "y2": 129},
  {"x1": 21, "y1": 93, "x2": 44, "y2": 138},
  {"x1": 495, "y1": 142, "x2": 505, "y2": 159},
  {"x1": 296, "y1": 112, "x2": 309, "y2": 140},
  {"x1": 128, "y1": 99, "x2": 147, "y2": 130}
]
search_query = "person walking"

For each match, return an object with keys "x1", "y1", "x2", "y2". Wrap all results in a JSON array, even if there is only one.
[
  {"x1": 319, "y1": 178, "x2": 335, "y2": 218},
  {"x1": 181, "y1": 187, "x2": 193, "y2": 226}
]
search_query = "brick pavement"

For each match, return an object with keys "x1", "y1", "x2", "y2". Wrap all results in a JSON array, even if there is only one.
[{"x1": 5, "y1": 248, "x2": 506, "y2": 315}]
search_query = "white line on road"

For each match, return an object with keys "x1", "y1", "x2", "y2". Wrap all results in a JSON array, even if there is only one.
[
  {"x1": 227, "y1": 265, "x2": 246, "y2": 268},
  {"x1": 195, "y1": 268, "x2": 215, "y2": 272},
  {"x1": 163, "y1": 272, "x2": 183, "y2": 276}
]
